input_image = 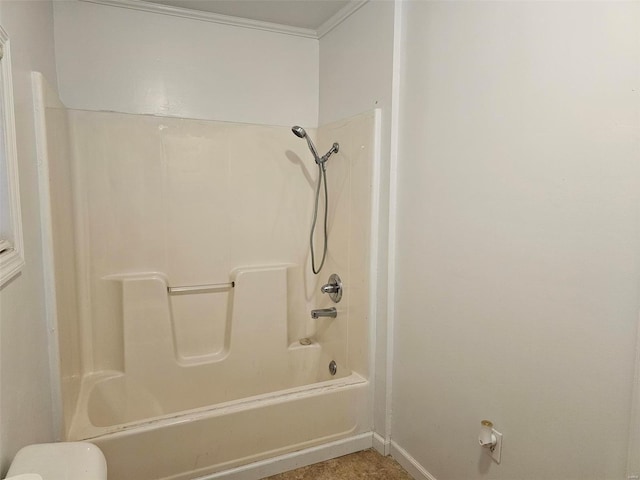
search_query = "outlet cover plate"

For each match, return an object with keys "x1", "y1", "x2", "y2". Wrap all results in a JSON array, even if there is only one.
[{"x1": 490, "y1": 429, "x2": 503, "y2": 464}]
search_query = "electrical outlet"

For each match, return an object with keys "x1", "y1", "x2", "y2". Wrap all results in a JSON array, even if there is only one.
[{"x1": 489, "y1": 429, "x2": 502, "y2": 464}]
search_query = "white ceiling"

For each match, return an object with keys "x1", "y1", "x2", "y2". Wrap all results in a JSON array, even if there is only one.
[{"x1": 143, "y1": 0, "x2": 351, "y2": 30}]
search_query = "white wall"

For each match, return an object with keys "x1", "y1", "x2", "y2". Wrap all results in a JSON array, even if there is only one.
[
  {"x1": 392, "y1": 2, "x2": 640, "y2": 479},
  {"x1": 0, "y1": 0, "x2": 58, "y2": 474},
  {"x1": 53, "y1": 1, "x2": 318, "y2": 127},
  {"x1": 319, "y1": 0, "x2": 394, "y2": 127},
  {"x1": 319, "y1": 0, "x2": 396, "y2": 440}
]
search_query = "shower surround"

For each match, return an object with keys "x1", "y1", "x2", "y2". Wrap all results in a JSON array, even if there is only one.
[{"x1": 34, "y1": 74, "x2": 378, "y2": 480}]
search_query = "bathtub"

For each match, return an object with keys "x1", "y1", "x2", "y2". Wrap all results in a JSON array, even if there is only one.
[
  {"x1": 33, "y1": 81, "x2": 377, "y2": 480},
  {"x1": 71, "y1": 372, "x2": 369, "y2": 480},
  {"x1": 65, "y1": 265, "x2": 371, "y2": 479}
]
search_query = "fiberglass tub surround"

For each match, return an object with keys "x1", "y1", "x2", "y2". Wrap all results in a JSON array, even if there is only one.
[{"x1": 36, "y1": 73, "x2": 377, "y2": 479}]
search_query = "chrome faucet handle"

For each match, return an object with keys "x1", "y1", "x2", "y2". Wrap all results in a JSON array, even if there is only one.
[
  {"x1": 320, "y1": 273, "x2": 342, "y2": 303},
  {"x1": 321, "y1": 283, "x2": 339, "y2": 294}
]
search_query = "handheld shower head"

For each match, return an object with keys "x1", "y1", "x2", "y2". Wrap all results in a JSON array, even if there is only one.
[
  {"x1": 291, "y1": 125, "x2": 307, "y2": 138},
  {"x1": 292, "y1": 125, "x2": 320, "y2": 162},
  {"x1": 290, "y1": 124, "x2": 340, "y2": 276}
]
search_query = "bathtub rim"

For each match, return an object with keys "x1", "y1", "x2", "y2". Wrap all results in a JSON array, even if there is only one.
[{"x1": 68, "y1": 371, "x2": 367, "y2": 441}]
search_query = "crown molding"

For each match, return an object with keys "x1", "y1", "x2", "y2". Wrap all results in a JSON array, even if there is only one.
[
  {"x1": 79, "y1": 0, "x2": 369, "y2": 40},
  {"x1": 316, "y1": 0, "x2": 369, "y2": 39},
  {"x1": 79, "y1": 0, "x2": 318, "y2": 39}
]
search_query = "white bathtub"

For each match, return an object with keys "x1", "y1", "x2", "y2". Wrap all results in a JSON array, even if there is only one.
[
  {"x1": 33, "y1": 83, "x2": 378, "y2": 480},
  {"x1": 64, "y1": 265, "x2": 370, "y2": 479},
  {"x1": 72, "y1": 373, "x2": 369, "y2": 480}
]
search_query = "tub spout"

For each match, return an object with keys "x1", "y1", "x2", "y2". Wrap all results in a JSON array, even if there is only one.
[{"x1": 311, "y1": 307, "x2": 337, "y2": 319}]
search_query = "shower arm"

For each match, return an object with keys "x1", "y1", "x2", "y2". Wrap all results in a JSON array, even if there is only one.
[{"x1": 319, "y1": 143, "x2": 339, "y2": 165}]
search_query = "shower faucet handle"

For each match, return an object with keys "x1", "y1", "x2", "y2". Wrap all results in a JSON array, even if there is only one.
[
  {"x1": 321, "y1": 283, "x2": 339, "y2": 294},
  {"x1": 321, "y1": 273, "x2": 342, "y2": 303}
]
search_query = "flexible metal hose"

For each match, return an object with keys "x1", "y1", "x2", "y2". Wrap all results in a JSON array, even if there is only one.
[{"x1": 309, "y1": 163, "x2": 328, "y2": 274}]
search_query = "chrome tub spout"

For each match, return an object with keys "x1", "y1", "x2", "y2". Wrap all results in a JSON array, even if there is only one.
[{"x1": 311, "y1": 307, "x2": 337, "y2": 319}]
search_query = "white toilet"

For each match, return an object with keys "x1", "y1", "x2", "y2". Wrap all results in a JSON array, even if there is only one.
[{"x1": 5, "y1": 442, "x2": 107, "y2": 480}]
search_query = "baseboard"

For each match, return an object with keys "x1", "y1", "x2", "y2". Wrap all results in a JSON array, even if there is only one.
[
  {"x1": 372, "y1": 432, "x2": 391, "y2": 456},
  {"x1": 390, "y1": 441, "x2": 438, "y2": 480},
  {"x1": 197, "y1": 432, "x2": 374, "y2": 480}
]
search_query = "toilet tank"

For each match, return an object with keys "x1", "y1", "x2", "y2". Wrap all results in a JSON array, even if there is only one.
[{"x1": 7, "y1": 442, "x2": 107, "y2": 480}]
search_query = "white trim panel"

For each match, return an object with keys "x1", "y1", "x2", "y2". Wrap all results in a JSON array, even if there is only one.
[
  {"x1": 627, "y1": 312, "x2": 640, "y2": 478},
  {"x1": 31, "y1": 71, "x2": 64, "y2": 440},
  {"x1": 0, "y1": 25, "x2": 25, "y2": 288},
  {"x1": 368, "y1": 107, "x2": 383, "y2": 447},
  {"x1": 384, "y1": 0, "x2": 405, "y2": 444},
  {"x1": 195, "y1": 433, "x2": 373, "y2": 480},
  {"x1": 372, "y1": 432, "x2": 390, "y2": 456},
  {"x1": 390, "y1": 441, "x2": 438, "y2": 480}
]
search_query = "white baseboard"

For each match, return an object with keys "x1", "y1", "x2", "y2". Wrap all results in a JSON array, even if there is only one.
[
  {"x1": 372, "y1": 432, "x2": 390, "y2": 456},
  {"x1": 390, "y1": 441, "x2": 438, "y2": 480},
  {"x1": 198, "y1": 433, "x2": 373, "y2": 480}
]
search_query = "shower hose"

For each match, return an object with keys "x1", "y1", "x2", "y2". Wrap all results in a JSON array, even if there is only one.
[{"x1": 310, "y1": 162, "x2": 328, "y2": 275}]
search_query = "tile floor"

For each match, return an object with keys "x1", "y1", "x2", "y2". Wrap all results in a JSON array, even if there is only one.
[{"x1": 262, "y1": 449, "x2": 413, "y2": 480}]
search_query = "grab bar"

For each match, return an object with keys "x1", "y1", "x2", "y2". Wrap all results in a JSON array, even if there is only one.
[{"x1": 167, "y1": 282, "x2": 234, "y2": 294}]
